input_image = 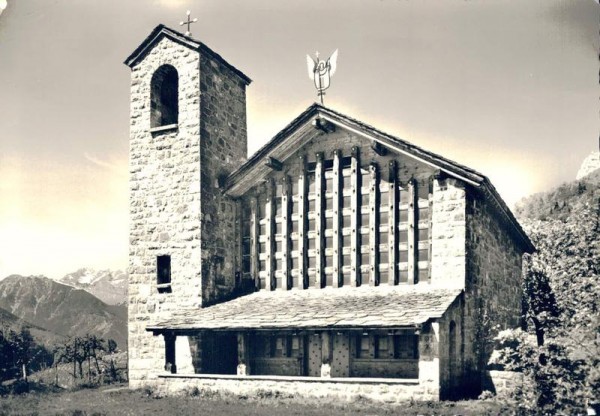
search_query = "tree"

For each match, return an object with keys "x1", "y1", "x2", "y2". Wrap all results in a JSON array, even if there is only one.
[
  {"x1": 107, "y1": 339, "x2": 117, "y2": 354},
  {"x1": 499, "y1": 186, "x2": 600, "y2": 413}
]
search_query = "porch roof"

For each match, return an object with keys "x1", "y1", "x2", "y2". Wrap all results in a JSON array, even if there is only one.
[{"x1": 146, "y1": 286, "x2": 462, "y2": 334}]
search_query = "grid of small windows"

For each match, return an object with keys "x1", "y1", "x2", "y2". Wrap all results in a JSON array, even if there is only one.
[
  {"x1": 306, "y1": 171, "x2": 318, "y2": 287},
  {"x1": 340, "y1": 166, "x2": 353, "y2": 286},
  {"x1": 241, "y1": 202, "x2": 253, "y2": 282},
  {"x1": 290, "y1": 178, "x2": 303, "y2": 289},
  {"x1": 398, "y1": 186, "x2": 410, "y2": 284},
  {"x1": 246, "y1": 156, "x2": 432, "y2": 291},
  {"x1": 355, "y1": 334, "x2": 419, "y2": 359},
  {"x1": 273, "y1": 184, "x2": 285, "y2": 289},
  {"x1": 323, "y1": 168, "x2": 335, "y2": 287},
  {"x1": 257, "y1": 196, "x2": 268, "y2": 290},
  {"x1": 416, "y1": 181, "x2": 431, "y2": 283}
]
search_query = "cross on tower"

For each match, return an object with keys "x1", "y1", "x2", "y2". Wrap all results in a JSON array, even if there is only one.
[{"x1": 180, "y1": 10, "x2": 198, "y2": 37}]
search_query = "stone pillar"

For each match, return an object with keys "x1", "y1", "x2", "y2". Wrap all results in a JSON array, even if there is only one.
[
  {"x1": 237, "y1": 333, "x2": 251, "y2": 376},
  {"x1": 320, "y1": 332, "x2": 332, "y2": 378},
  {"x1": 418, "y1": 323, "x2": 440, "y2": 398}
]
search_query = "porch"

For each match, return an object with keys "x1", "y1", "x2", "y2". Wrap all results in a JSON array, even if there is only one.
[{"x1": 146, "y1": 285, "x2": 462, "y2": 400}]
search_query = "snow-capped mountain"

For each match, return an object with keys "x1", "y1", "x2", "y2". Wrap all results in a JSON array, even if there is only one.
[
  {"x1": 59, "y1": 268, "x2": 127, "y2": 306},
  {"x1": 0, "y1": 275, "x2": 127, "y2": 348}
]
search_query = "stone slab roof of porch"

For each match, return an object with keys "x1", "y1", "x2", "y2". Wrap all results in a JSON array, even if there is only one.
[{"x1": 146, "y1": 286, "x2": 462, "y2": 333}]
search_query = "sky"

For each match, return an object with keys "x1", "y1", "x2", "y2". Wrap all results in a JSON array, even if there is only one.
[{"x1": 0, "y1": 0, "x2": 598, "y2": 280}]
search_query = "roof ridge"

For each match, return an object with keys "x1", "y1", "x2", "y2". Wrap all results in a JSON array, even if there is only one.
[{"x1": 123, "y1": 24, "x2": 251, "y2": 84}]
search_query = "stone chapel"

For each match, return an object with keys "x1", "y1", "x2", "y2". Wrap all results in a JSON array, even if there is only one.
[{"x1": 124, "y1": 24, "x2": 534, "y2": 402}]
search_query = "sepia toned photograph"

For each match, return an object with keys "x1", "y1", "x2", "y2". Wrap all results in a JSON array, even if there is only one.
[{"x1": 0, "y1": 1, "x2": 598, "y2": 414}]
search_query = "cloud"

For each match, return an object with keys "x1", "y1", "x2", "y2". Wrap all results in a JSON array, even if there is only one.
[{"x1": 84, "y1": 152, "x2": 119, "y2": 171}]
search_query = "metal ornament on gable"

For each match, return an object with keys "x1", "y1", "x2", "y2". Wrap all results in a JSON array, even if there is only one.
[{"x1": 306, "y1": 50, "x2": 338, "y2": 105}]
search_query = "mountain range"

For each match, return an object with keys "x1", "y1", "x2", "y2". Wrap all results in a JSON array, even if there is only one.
[
  {"x1": 58, "y1": 268, "x2": 127, "y2": 306},
  {"x1": 0, "y1": 275, "x2": 127, "y2": 349}
]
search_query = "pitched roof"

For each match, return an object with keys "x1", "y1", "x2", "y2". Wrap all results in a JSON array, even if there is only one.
[
  {"x1": 147, "y1": 286, "x2": 462, "y2": 334},
  {"x1": 225, "y1": 103, "x2": 535, "y2": 253},
  {"x1": 123, "y1": 24, "x2": 251, "y2": 85}
]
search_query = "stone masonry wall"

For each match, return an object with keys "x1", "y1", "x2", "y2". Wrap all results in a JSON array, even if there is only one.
[
  {"x1": 128, "y1": 36, "x2": 203, "y2": 384},
  {"x1": 198, "y1": 51, "x2": 249, "y2": 305},
  {"x1": 437, "y1": 296, "x2": 465, "y2": 400},
  {"x1": 128, "y1": 36, "x2": 249, "y2": 383},
  {"x1": 463, "y1": 193, "x2": 525, "y2": 395},
  {"x1": 430, "y1": 177, "x2": 467, "y2": 289},
  {"x1": 146, "y1": 375, "x2": 437, "y2": 403}
]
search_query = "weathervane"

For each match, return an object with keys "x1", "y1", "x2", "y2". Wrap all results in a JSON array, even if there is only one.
[
  {"x1": 180, "y1": 10, "x2": 198, "y2": 37},
  {"x1": 306, "y1": 49, "x2": 338, "y2": 105}
]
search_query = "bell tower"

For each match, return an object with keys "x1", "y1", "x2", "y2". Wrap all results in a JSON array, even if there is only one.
[{"x1": 124, "y1": 24, "x2": 251, "y2": 385}]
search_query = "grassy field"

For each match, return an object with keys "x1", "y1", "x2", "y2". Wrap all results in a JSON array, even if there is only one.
[{"x1": 0, "y1": 384, "x2": 519, "y2": 416}]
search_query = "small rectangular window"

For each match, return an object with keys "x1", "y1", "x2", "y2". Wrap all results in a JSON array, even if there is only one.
[
  {"x1": 290, "y1": 256, "x2": 300, "y2": 270},
  {"x1": 394, "y1": 334, "x2": 419, "y2": 359},
  {"x1": 290, "y1": 221, "x2": 298, "y2": 234},
  {"x1": 360, "y1": 213, "x2": 370, "y2": 227},
  {"x1": 325, "y1": 217, "x2": 334, "y2": 230},
  {"x1": 399, "y1": 230, "x2": 408, "y2": 244},
  {"x1": 325, "y1": 178, "x2": 333, "y2": 192},
  {"x1": 342, "y1": 234, "x2": 351, "y2": 247},
  {"x1": 379, "y1": 251, "x2": 389, "y2": 264},
  {"x1": 290, "y1": 238, "x2": 299, "y2": 251},
  {"x1": 325, "y1": 236, "x2": 334, "y2": 249},
  {"x1": 360, "y1": 193, "x2": 370, "y2": 207},
  {"x1": 380, "y1": 190, "x2": 389, "y2": 204},
  {"x1": 399, "y1": 209, "x2": 409, "y2": 223},
  {"x1": 325, "y1": 197, "x2": 333, "y2": 210},
  {"x1": 325, "y1": 273, "x2": 334, "y2": 287},
  {"x1": 357, "y1": 335, "x2": 370, "y2": 358},
  {"x1": 380, "y1": 211, "x2": 389, "y2": 226},
  {"x1": 399, "y1": 250, "x2": 409, "y2": 263},
  {"x1": 342, "y1": 215, "x2": 352, "y2": 228},
  {"x1": 399, "y1": 189, "x2": 410, "y2": 204},
  {"x1": 380, "y1": 231, "x2": 389, "y2": 243},
  {"x1": 342, "y1": 196, "x2": 351, "y2": 209},
  {"x1": 157, "y1": 255, "x2": 172, "y2": 292},
  {"x1": 342, "y1": 175, "x2": 352, "y2": 189},
  {"x1": 360, "y1": 232, "x2": 370, "y2": 246},
  {"x1": 325, "y1": 255, "x2": 333, "y2": 268}
]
